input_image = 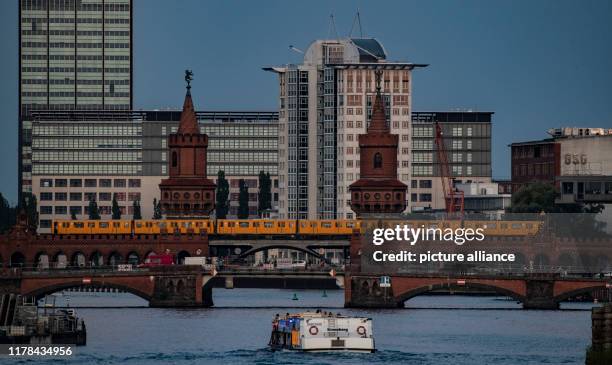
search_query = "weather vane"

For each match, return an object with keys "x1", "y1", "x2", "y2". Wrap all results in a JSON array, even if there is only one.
[
  {"x1": 185, "y1": 69, "x2": 194, "y2": 89},
  {"x1": 374, "y1": 69, "x2": 383, "y2": 93}
]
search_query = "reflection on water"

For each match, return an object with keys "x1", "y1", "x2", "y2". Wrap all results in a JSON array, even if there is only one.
[{"x1": 35, "y1": 289, "x2": 594, "y2": 365}]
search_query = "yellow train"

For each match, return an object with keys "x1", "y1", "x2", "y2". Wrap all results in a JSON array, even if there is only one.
[{"x1": 52, "y1": 219, "x2": 541, "y2": 237}]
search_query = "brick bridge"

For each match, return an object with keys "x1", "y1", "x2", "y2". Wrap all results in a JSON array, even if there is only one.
[
  {"x1": 345, "y1": 231, "x2": 612, "y2": 309},
  {"x1": 0, "y1": 267, "x2": 344, "y2": 307}
]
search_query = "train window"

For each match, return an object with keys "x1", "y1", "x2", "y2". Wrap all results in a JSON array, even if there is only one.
[
  {"x1": 487, "y1": 223, "x2": 497, "y2": 229},
  {"x1": 322, "y1": 222, "x2": 332, "y2": 228},
  {"x1": 99, "y1": 222, "x2": 108, "y2": 228},
  {"x1": 75, "y1": 222, "x2": 84, "y2": 228},
  {"x1": 239, "y1": 222, "x2": 250, "y2": 228},
  {"x1": 279, "y1": 222, "x2": 285, "y2": 228},
  {"x1": 88, "y1": 222, "x2": 96, "y2": 228},
  {"x1": 501, "y1": 223, "x2": 508, "y2": 229},
  {"x1": 62, "y1": 222, "x2": 69, "y2": 228},
  {"x1": 264, "y1": 222, "x2": 273, "y2": 228},
  {"x1": 526, "y1": 223, "x2": 533, "y2": 229},
  {"x1": 311, "y1": 222, "x2": 316, "y2": 228},
  {"x1": 159, "y1": 222, "x2": 167, "y2": 228},
  {"x1": 300, "y1": 222, "x2": 306, "y2": 228},
  {"x1": 113, "y1": 222, "x2": 120, "y2": 228},
  {"x1": 229, "y1": 222, "x2": 235, "y2": 227},
  {"x1": 124, "y1": 222, "x2": 130, "y2": 228},
  {"x1": 196, "y1": 222, "x2": 202, "y2": 227},
  {"x1": 253, "y1": 222, "x2": 260, "y2": 227},
  {"x1": 346, "y1": 222, "x2": 354, "y2": 228},
  {"x1": 511, "y1": 223, "x2": 522, "y2": 229},
  {"x1": 136, "y1": 222, "x2": 142, "y2": 228}
]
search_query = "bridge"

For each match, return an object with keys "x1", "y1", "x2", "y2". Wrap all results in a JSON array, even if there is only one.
[{"x1": 0, "y1": 267, "x2": 345, "y2": 307}]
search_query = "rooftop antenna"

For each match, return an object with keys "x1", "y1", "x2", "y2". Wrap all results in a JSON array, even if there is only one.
[
  {"x1": 349, "y1": 9, "x2": 363, "y2": 38},
  {"x1": 328, "y1": 13, "x2": 339, "y2": 40}
]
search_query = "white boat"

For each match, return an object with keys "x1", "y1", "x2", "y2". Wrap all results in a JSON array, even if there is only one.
[{"x1": 269, "y1": 312, "x2": 375, "y2": 353}]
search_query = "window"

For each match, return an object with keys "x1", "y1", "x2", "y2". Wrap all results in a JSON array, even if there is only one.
[
  {"x1": 55, "y1": 192, "x2": 67, "y2": 201},
  {"x1": 40, "y1": 206, "x2": 53, "y2": 214},
  {"x1": 70, "y1": 192, "x2": 83, "y2": 201},
  {"x1": 128, "y1": 179, "x2": 141, "y2": 188},
  {"x1": 70, "y1": 206, "x2": 82, "y2": 215},
  {"x1": 172, "y1": 151, "x2": 178, "y2": 167},
  {"x1": 55, "y1": 179, "x2": 67, "y2": 187},
  {"x1": 99, "y1": 192, "x2": 112, "y2": 201},
  {"x1": 114, "y1": 179, "x2": 126, "y2": 188},
  {"x1": 85, "y1": 192, "x2": 97, "y2": 201},
  {"x1": 562, "y1": 182, "x2": 574, "y2": 194},
  {"x1": 419, "y1": 193, "x2": 432, "y2": 202},
  {"x1": 54, "y1": 206, "x2": 67, "y2": 215},
  {"x1": 40, "y1": 192, "x2": 53, "y2": 201},
  {"x1": 40, "y1": 179, "x2": 53, "y2": 187},
  {"x1": 466, "y1": 140, "x2": 472, "y2": 150},
  {"x1": 70, "y1": 179, "x2": 82, "y2": 187},
  {"x1": 411, "y1": 180, "x2": 418, "y2": 188},
  {"x1": 84, "y1": 179, "x2": 97, "y2": 187},
  {"x1": 374, "y1": 153, "x2": 382, "y2": 168},
  {"x1": 452, "y1": 127, "x2": 463, "y2": 137},
  {"x1": 411, "y1": 193, "x2": 417, "y2": 202},
  {"x1": 466, "y1": 166, "x2": 472, "y2": 175},
  {"x1": 419, "y1": 180, "x2": 432, "y2": 189},
  {"x1": 100, "y1": 179, "x2": 111, "y2": 187}
]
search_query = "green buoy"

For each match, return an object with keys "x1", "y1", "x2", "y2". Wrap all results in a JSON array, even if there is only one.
[
  {"x1": 292, "y1": 293, "x2": 299, "y2": 301},
  {"x1": 322, "y1": 290, "x2": 328, "y2": 298}
]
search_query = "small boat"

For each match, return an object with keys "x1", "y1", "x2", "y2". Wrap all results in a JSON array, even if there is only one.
[{"x1": 268, "y1": 311, "x2": 375, "y2": 353}]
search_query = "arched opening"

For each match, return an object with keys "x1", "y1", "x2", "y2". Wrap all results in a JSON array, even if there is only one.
[
  {"x1": 53, "y1": 252, "x2": 67, "y2": 269},
  {"x1": 166, "y1": 280, "x2": 175, "y2": 294},
  {"x1": 557, "y1": 252, "x2": 575, "y2": 270},
  {"x1": 0, "y1": 254, "x2": 3, "y2": 268},
  {"x1": 176, "y1": 250, "x2": 190, "y2": 265},
  {"x1": 172, "y1": 151, "x2": 178, "y2": 167},
  {"x1": 108, "y1": 252, "x2": 123, "y2": 266},
  {"x1": 71, "y1": 252, "x2": 86, "y2": 267},
  {"x1": 396, "y1": 282, "x2": 525, "y2": 308},
  {"x1": 127, "y1": 252, "x2": 140, "y2": 265},
  {"x1": 35, "y1": 252, "x2": 49, "y2": 270},
  {"x1": 176, "y1": 280, "x2": 185, "y2": 294},
  {"x1": 594, "y1": 255, "x2": 609, "y2": 272},
  {"x1": 533, "y1": 253, "x2": 550, "y2": 270},
  {"x1": 10, "y1": 252, "x2": 26, "y2": 268},
  {"x1": 90, "y1": 251, "x2": 104, "y2": 267},
  {"x1": 27, "y1": 282, "x2": 152, "y2": 305},
  {"x1": 373, "y1": 152, "x2": 382, "y2": 169}
]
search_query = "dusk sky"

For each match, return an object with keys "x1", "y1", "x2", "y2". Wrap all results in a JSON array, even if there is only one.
[{"x1": 1, "y1": 0, "x2": 611, "y2": 203}]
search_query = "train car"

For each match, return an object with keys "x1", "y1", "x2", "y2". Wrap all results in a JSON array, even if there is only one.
[
  {"x1": 296, "y1": 220, "x2": 361, "y2": 236},
  {"x1": 53, "y1": 220, "x2": 131, "y2": 235},
  {"x1": 216, "y1": 219, "x2": 296, "y2": 235}
]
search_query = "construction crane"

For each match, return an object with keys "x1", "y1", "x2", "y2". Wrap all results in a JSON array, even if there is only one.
[{"x1": 434, "y1": 121, "x2": 464, "y2": 217}]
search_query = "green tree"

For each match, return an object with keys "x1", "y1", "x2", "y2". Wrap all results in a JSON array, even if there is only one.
[
  {"x1": 238, "y1": 179, "x2": 249, "y2": 219},
  {"x1": 153, "y1": 198, "x2": 162, "y2": 219},
  {"x1": 19, "y1": 193, "x2": 38, "y2": 232},
  {"x1": 132, "y1": 199, "x2": 142, "y2": 220},
  {"x1": 0, "y1": 193, "x2": 16, "y2": 233},
  {"x1": 215, "y1": 170, "x2": 230, "y2": 219},
  {"x1": 88, "y1": 198, "x2": 101, "y2": 220},
  {"x1": 257, "y1": 171, "x2": 272, "y2": 217},
  {"x1": 509, "y1": 182, "x2": 582, "y2": 213},
  {"x1": 111, "y1": 194, "x2": 121, "y2": 219}
]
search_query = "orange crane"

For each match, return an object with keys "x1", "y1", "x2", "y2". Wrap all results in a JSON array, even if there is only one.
[{"x1": 434, "y1": 121, "x2": 464, "y2": 217}]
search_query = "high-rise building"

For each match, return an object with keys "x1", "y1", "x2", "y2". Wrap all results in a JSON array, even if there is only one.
[
  {"x1": 19, "y1": 0, "x2": 133, "y2": 197},
  {"x1": 265, "y1": 38, "x2": 427, "y2": 219},
  {"x1": 31, "y1": 109, "x2": 279, "y2": 232}
]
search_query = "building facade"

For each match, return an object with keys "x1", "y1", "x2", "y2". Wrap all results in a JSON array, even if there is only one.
[
  {"x1": 410, "y1": 111, "x2": 493, "y2": 211},
  {"x1": 266, "y1": 38, "x2": 426, "y2": 219},
  {"x1": 19, "y1": 0, "x2": 133, "y2": 197},
  {"x1": 509, "y1": 139, "x2": 560, "y2": 193},
  {"x1": 31, "y1": 110, "x2": 279, "y2": 232}
]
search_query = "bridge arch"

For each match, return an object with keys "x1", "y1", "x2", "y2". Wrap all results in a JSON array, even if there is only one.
[
  {"x1": 176, "y1": 250, "x2": 190, "y2": 264},
  {"x1": 554, "y1": 283, "x2": 608, "y2": 304},
  {"x1": 108, "y1": 251, "x2": 123, "y2": 266},
  {"x1": 90, "y1": 251, "x2": 104, "y2": 266},
  {"x1": 71, "y1": 251, "x2": 87, "y2": 267},
  {"x1": 52, "y1": 251, "x2": 67, "y2": 269},
  {"x1": 236, "y1": 244, "x2": 326, "y2": 262},
  {"x1": 23, "y1": 281, "x2": 152, "y2": 302},
  {"x1": 394, "y1": 281, "x2": 525, "y2": 306},
  {"x1": 127, "y1": 251, "x2": 140, "y2": 265},
  {"x1": 10, "y1": 251, "x2": 26, "y2": 268},
  {"x1": 34, "y1": 251, "x2": 50, "y2": 269}
]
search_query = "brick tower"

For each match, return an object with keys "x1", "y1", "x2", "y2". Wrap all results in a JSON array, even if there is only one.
[
  {"x1": 159, "y1": 71, "x2": 216, "y2": 217},
  {"x1": 349, "y1": 70, "x2": 407, "y2": 216}
]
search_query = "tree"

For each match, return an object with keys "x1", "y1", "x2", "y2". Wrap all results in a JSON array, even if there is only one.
[
  {"x1": 509, "y1": 182, "x2": 583, "y2": 213},
  {"x1": 88, "y1": 198, "x2": 101, "y2": 220},
  {"x1": 153, "y1": 198, "x2": 162, "y2": 219},
  {"x1": 0, "y1": 193, "x2": 16, "y2": 233},
  {"x1": 215, "y1": 170, "x2": 230, "y2": 219},
  {"x1": 238, "y1": 179, "x2": 249, "y2": 219},
  {"x1": 111, "y1": 194, "x2": 121, "y2": 219},
  {"x1": 257, "y1": 171, "x2": 272, "y2": 217},
  {"x1": 71, "y1": 210, "x2": 77, "y2": 220},
  {"x1": 19, "y1": 193, "x2": 38, "y2": 232},
  {"x1": 132, "y1": 199, "x2": 142, "y2": 220}
]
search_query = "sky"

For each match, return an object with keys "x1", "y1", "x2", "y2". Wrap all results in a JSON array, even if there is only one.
[{"x1": 1, "y1": 0, "x2": 611, "y2": 204}]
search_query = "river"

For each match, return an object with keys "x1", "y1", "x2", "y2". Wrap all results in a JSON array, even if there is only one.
[{"x1": 6, "y1": 289, "x2": 594, "y2": 364}]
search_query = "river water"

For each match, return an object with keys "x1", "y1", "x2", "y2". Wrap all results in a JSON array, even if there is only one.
[{"x1": 6, "y1": 289, "x2": 594, "y2": 365}]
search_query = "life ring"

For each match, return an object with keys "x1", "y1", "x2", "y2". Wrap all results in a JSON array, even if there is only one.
[
  {"x1": 309, "y1": 326, "x2": 319, "y2": 335},
  {"x1": 357, "y1": 326, "x2": 367, "y2": 336}
]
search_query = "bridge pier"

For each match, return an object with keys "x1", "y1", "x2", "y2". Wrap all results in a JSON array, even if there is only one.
[
  {"x1": 345, "y1": 275, "x2": 399, "y2": 308},
  {"x1": 523, "y1": 278, "x2": 558, "y2": 310},
  {"x1": 149, "y1": 273, "x2": 207, "y2": 308}
]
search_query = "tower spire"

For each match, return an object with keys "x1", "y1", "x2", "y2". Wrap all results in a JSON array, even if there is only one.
[
  {"x1": 368, "y1": 69, "x2": 388, "y2": 133},
  {"x1": 178, "y1": 69, "x2": 199, "y2": 134}
]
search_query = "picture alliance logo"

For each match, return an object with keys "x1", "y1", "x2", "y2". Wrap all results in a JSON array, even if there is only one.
[{"x1": 372, "y1": 225, "x2": 486, "y2": 246}]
